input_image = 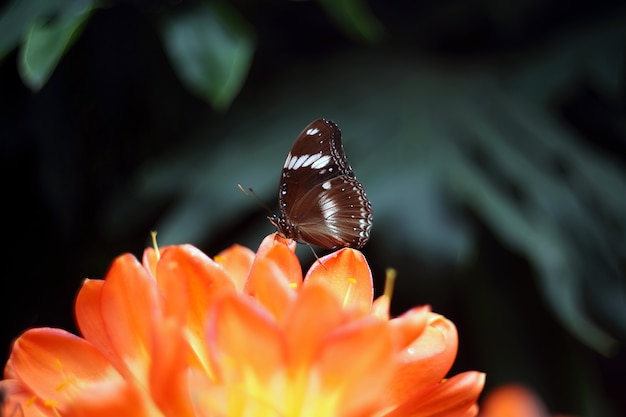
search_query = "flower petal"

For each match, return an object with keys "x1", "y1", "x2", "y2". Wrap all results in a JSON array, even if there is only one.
[
  {"x1": 256, "y1": 233, "x2": 297, "y2": 257},
  {"x1": 214, "y1": 244, "x2": 256, "y2": 291},
  {"x1": 100, "y1": 254, "x2": 163, "y2": 382},
  {"x1": 283, "y1": 283, "x2": 344, "y2": 367},
  {"x1": 74, "y1": 279, "x2": 105, "y2": 341},
  {"x1": 206, "y1": 293, "x2": 286, "y2": 385},
  {"x1": 385, "y1": 312, "x2": 460, "y2": 407},
  {"x1": 250, "y1": 235, "x2": 302, "y2": 288},
  {"x1": 8, "y1": 328, "x2": 124, "y2": 405},
  {"x1": 304, "y1": 248, "x2": 373, "y2": 313},
  {"x1": 189, "y1": 370, "x2": 284, "y2": 417},
  {"x1": 149, "y1": 317, "x2": 195, "y2": 417},
  {"x1": 316, "y1": 317, "x2": 394, "y2": 415},
  {"x1": 75, "y1": 279, "x2": 126, "y2": 373},
  {"x1": 479, "y1": 384, "x2": 551, "y2": 417},
  {"x1": 384, "y1": 371, "x2": 486, "y2": 417},
  {"x1": 372, "y1": 293, "x2": 391, "y2": 320},
  {"x1": 1, "y1": 379, "x2": 51, "y2": 417},
  {"x1": 244, "y1": 237, "x2": 302, "y2": 320},
  {"x1": 388, "y1": 306, "x2": 431, "y2": 351},
  {"x1": 3, "y1": 356, "x2": 17, "y2": 379},
  {"x1": 62, "y1": 382, "x2": 160, "y2": 417},
  {"x1": 141, "y1": 246, "x2": 161, "y2": 278},
  {"x1": 155, "y1": 245, "x2": 235, "y2": 324}
]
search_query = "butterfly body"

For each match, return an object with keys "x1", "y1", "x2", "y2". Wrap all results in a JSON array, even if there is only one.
[{"x1": 269, "y1": 118, "x2": 373, "y2": 249}]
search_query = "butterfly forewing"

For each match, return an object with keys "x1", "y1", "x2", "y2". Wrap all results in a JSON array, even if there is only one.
[{"x1": 271, "y1": 118, "x2": 373, "y2": 249}]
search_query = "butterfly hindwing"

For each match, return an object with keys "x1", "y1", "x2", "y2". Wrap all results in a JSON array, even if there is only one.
[{"x1": 292, "y1": 175, "x2": 373, "y2": 248}]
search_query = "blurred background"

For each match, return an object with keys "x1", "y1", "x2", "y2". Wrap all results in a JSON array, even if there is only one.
[{"x1": 1, "y1": 0, "x2": 625, "y2": 415}]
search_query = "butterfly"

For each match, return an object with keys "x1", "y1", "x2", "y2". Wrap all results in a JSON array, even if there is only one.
[{"x1": 269, "y1": 118, "x2": 373, "y2": 249}]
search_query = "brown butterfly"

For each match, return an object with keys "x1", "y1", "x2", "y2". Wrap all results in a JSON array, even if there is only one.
[{"x1": 269, "y1": 119, "x2": 373, "y2": 249}]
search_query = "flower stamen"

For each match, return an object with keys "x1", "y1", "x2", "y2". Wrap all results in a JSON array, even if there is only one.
[
  {"x1": 343, "y1": 277, "x2": 357, "y2": 307},
  {"x1": 372, "y1": 268, "x2": 397, "y2": 319},
  {"x1": 54, "y1": 379, "x2": 70, "y2": 392},
  {"x1": 43, "y1": 400, "x2": 58, "y2": 408},
  {"x1": 52, "y1": 358, "x2": 78, "y2": 396},
  {"x1": 150, "y1": 231, "x2": 160, "y2": 261},
  {"x1": 383, "y1": 268, "x2": 396, "y2": 302}
]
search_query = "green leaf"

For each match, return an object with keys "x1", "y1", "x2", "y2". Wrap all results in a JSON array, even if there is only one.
[
  {"x1": 0, "y1": 0, "x2": 68, "y2": 61},
  {"x1": 160, "y1": 1, "x2": 255, "y2": 110},
  {"x1": 18, "y1": 0, "x2": 94, "y2": 91},
  {"x1": 316, "y1": 0, "x2": 385, "y2": 43}
]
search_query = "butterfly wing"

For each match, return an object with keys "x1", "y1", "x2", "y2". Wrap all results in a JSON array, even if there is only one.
[
  {"x1": 273, "y1": 118, "x2": 373, "y2": 249},
  {"x1": 290, "y1": 175, "x2": 373, "y2": 249}
]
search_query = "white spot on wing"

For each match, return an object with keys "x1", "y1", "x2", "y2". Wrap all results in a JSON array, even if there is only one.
[
  {"x1": 318, "y1": 193, "x2": 341, "y2": 232},
  {"x1": 283, "y1": 152, "x2": 293, "y2": 168},
  {"x1": 311, "y1": 155, "x2": 331, "y2": 169},
  {"x1": 287, "y1": 155, "x2": 299, "y2": 169},
  {"x1": 301, "y1": 153, "x2": 322, "y2": 167},
  {"x1": 306, "y1": 127, "x2": 320, "y2": 135},
  {"x1": 322, "y1": 181, "x2": 331, "y2": 190},
  {"x1": 292, "y1": 155, "x2": 309, "y2": 170}
]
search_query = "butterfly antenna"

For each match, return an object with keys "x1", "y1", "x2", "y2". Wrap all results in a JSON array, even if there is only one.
[{"x1": 237, "y1": 184, "x2": 274, "y2": 216}]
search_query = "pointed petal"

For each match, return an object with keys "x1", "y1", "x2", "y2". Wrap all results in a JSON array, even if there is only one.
[
  {"x1": 214, "y1": 244, "x2": 255, "y2": 291},
  {"x1": 141, "y1": 247, "x2": 160, "y2": 278},
  {"x1": 206, "y1": 293, "x2": 286, "y2": 385},
  {"x1": 149, "y1": 317, "x2": 195, "y2": 417},
  {"x1": 317, "y1": 318, "x2": 394, "y2": 414},
  {"x1": 74, "y1": 279, "x2": 125, "y2": 373},
  {"x1": 479, "y1": 384, "x2": 551, "y2": 417},
  {"x1": 384, "y1": 371, "x2": 485, "y2": 417},
  {"x1": 386, "y1": 313, "x2": 460, "y2": 406},
  {"x1": 283, "y1": 283, "x2": 343, "y2": 367},
  {"x1": 1, "y1": 379, "x2": 52, "y2": 417},
  {"x1": 256, "y1": 233, "x2": 297, "y2": 258},
  {"x1": 8, "y1": 328, "x2": 124, "y2": 404},
  {"x1": 372, "y1": 294, "x2": 391, "y2": 320},
  {"x1": 9, "y1": 329, "x2": 162, "y2": 417},
  {"x1": 154, "y1": 245, "x2": 235, "y2": 380},
  {"x1": 3, "y1": 354, "x2": 17, "y2": 379},
  {"x1": 249, "y1": 236, "x2": 302, "y2": 289},
  {"x1": 304, "y1": 248, "x2": 373, "y2": 312},
  {"x1": 388, "y1": 306, "x2": 430, "y2": 350},
  {"x1": 74, "y1": 279, "x2": 105, "y2": 340},
  {"x1": 156, "y1": 245, "x2": 235, "y2": 324},
  {"x1": 63, "y1": 382, "x2": 160, "y2": 417},
  {"x1": 100, "y1": 254, "x2": 162, "y2": 382},
  {"x1": 244, "y1": 240, "x2": 302, "y2": 320}
]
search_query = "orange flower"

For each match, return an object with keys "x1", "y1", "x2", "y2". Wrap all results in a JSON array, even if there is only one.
[
  {"x1": 1, "y1": 234, "x2": 484, "y2": 417},
  {"x1": 478, "y1": 385, "x2": 579, "y2": 417}
]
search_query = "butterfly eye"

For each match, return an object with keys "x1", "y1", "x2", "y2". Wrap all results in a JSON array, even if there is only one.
[{"x1": 271, "y1": 119, "x2": 373, "y2": 249}]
